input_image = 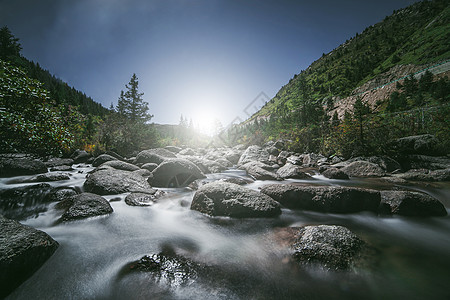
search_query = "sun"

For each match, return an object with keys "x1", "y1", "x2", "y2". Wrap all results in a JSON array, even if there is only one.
[{"x1": 191, "y1": 108, "x2": 224, "y2": 136}]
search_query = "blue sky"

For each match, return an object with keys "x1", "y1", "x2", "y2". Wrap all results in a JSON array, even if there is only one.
[{"x1": 0, "y1": 0, "x2": 420, "y2": 128}]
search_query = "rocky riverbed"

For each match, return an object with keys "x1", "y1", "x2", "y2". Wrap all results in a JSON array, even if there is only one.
[{"x1": 1, "y1": 135, "x2": 450, "y2": 299}]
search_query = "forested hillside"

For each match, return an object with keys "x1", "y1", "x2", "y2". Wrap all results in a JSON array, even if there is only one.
[{"x1": 233, "y1": 0, "x2": 450, "y2": 158}]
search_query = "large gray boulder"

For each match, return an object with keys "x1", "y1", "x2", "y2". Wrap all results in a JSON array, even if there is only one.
[
  {"x1": 399, "y1": 155, "x2": 450, "y2": 171},
  {"x1": 70, "y1": 149, "x2": 91, "y2": 163},
  {"x1": 379, "y1": 191, "x2": 447, "y2": 217},
  {"x1": 92, "y1": 154, "x2": 118, "y2": 167},
  {"x1": 191, "y1": 181, "x2": 281, "y2": 218},
  {"x1": 322, "y1": 168, "x2": 349, "y2": 180},
  {"x1": 150, "y1": 158, "x2": 206, "y2": 188},
  {"x1": 125, "y1": 191, "x2": 166, "y2": 206},
  {"x1": 57, "y1": 193, "x2": 113, "y2": 222},
  {"x1": 340, "y1": 161, "x2": 386, "y2": 177},
  {"x1": 44, "y1": 157, "x2": 74, "y2": 168},
  {"x1": 393, "y1": 168, "x2": 450, "y2": 182},
  {"x1": 84, "y1": 167, "x2": 153, "y2": 195},
  {"x1": 8, "y1": 172, "x2": 70, "y2": 184},
  {"x1": 0, "y1": 215, "x2": 59, "y2": 298},
  {"x1": 240, "y1": 161, "x2": 279, "y2": 181},
  {"x1": 0, "y1": 156, "x2": 48, "y2": 177},
  {"x1": 238, "y1": 145, "x2": 270, "y2": 166},
  {"x1": 291, "y1": 225, "x2": 374, "y2": 270},
  {"x1": 391, "y1": 134, "x2": 440, "y2": 155},
  {"x1": 100, "y1": 160, "x2": 140, "y2": 171},
  {"x1": 134, "y1": 148, "x2": 177, "y2": 165},
  {"x1": 276, "y1": 163, "x2": 312, "y2": 179},
  {"x1": 260, "y1": 184, "x2": 380, "y2": 213}
]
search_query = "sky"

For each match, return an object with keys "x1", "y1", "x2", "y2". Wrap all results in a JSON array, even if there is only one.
[{"x1": 0, "y1": 0, "x2": 421, "y2": 131}]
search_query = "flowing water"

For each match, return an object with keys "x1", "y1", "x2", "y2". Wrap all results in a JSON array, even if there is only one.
[{"x1": 2, "y1": 165, "x2": 450, "y2": 300}]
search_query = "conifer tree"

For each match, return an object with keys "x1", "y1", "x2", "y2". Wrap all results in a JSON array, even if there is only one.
[
  {"x1": 0, "y1": 26, "x2": 22, "y2": 60},
  {"x1": 117, "y1": 73, "x2": 152, "y2": 122}
]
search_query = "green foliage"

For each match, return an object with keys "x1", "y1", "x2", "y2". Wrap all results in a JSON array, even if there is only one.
[
  {"x1": 0, "y1": 60, "x2": 74, "y2": 156},
  {"x1": 0, "y1": 26, "x2": 22, "y2": 61}
]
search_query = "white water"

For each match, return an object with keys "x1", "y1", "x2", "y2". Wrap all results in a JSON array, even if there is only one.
[{"x1": 3, "y1": 166, "x2": 450, "y2": 299}]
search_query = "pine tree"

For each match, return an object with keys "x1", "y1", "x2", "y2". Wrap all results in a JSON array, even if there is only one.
[
  {"x1": 0, "y1": 26, "x2": 22, "y2": 60},
  {"x1": 117, "y1": 73, "x2": 152, "y2": 122}
]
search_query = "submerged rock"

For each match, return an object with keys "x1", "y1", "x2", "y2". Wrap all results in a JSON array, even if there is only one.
[
  {"x1": 125, "y1": 191, "x2": 166, "y2": 206},
  {"x1": 57, "y1": 192, "x2": 113, "y2": 222},
  {"x1": 0, "y1": 156, "x2": 48, "y2": 177},
  {"x1": 191, "y1": 181, "x2": 281, "y2": 218},
  {"x1": 84, "y1": 167, "x2": 153, "y2": 195},
  {"x1": 0, "y1": 184, "x2": 55, "y2": 220},
  {"x1": 379, "y1": 191, "x2": 447, "y2": 217},
  {"x1": 0, "y1": 215, "x2": 59, "y2": 298},
  {"x1": 260, "y1": 184, "x2": 380, "y2": 213},
  {"x1": 291, "y1": 225, "x2": 374, "y2": 270},
  {"x1": 150, "y1": 158, "x2": 206, "y2": 188}
]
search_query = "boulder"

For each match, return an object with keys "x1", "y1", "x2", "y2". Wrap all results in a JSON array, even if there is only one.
[
  {"x1": 219, "y1": 177, "x2": 254, "y2": 185},
  {"x1": 164, "y1": 146, "x2": 182, "y2": 153},
  {"x1": 398, "y1": 155, "x2": 450, "y2": 171},
  {"x1": 276, "y1": 163, "x2": 312, "y2": 179},
  {"x1": 57, "y1": 193, "x2": 113, "y2": 222},
  {"x1": 224, "y1": 149, "x2": 243, "y2": 165},
  {"x1": 84, "y1": 167, "x2": 153, "y2": 195},
  {"x1": 0, "y1": 215, "x2": 59, "y2": 298},
  {"x1": 348, "y1": 156, "x2": 401, "y2": 173},
  {"x1": 379, "y1": 191, "x2": 447, "y2": 217},
  {"x1": 100, "y1": 160, "x2": 140, "y2": 171},
  {"x1": 286, "y1": 155, "x2": 303, "y2": 166},
  {"x1": 70, "y1": 150, "x2": 91, "y2": 163},
  {"x1": 92, "y1": 154, "x2": 118, "y2": 167},
  {"x1": 322, "y1": 168, "x2": 349, "y2": 180},
  {"x1": 391, "y1": 134, "x2": 440, "y2": 155},
  {"x1": 150, "y1": 159, "x2": 206, "y2": 188},
  {"x1": 237, "y1": 145, "x2": 270, "y2": 166},
  {"x1": 266, "y1": 146, "x2": 280, "y2": 156},
  {"x1": 134, "y1": 148, "x2": 176, "y2": 165},
  {"x1": 302, "y1": 153, "x2": 324, "y2": 167},
  {"x1": 45, "y1": 187, "x2": 78, "y2": 202},
  {"x1": 179, "y1": 148, "x2": 196, "y2": 156},
  {"x1": 183, "y1": 157, "x2": 226, "y2": 174},
  {"x1": 141, "y1": 163, "x2": 158, "y2": 172},
  {"x1": 191, "y1": 181, "x2": 281, "y2": 218},
  {"x1": 44, "y1": 158, "x2": 74, "y2": 167},
  {"x1": 291, "y1": 225, "x2": 374, "y2": 270},
  {"x1": 0, "y1": 156, "x2": 48, "y2": 177},
  {"x1": 393, "y1": 168, "x2": 450, "y2": 182},
  {"x1": 0, "y1": 184, "x2": 55, "y2": 220},
  {"x1": 8, "y1": 172, "x2": 70, "y2": 184},
  {"x1": 125, "y1": 191, "x2": 166, "y2": 206},
  {"x1": 260, "y1": 184, "x2": 380, "y2": 213},
  {"x1": 241, "y1": 161, "x2": 279, "y2": 181},
  {"x1": 340, "y1": 161, "x2": 385, "y2": 177},
  {"x1": 49, "y1": 165, "x2": 74, "y2": 172}
]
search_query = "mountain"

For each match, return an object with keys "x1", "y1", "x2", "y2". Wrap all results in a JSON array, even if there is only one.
[{"x1": 252, "y1": 0, "x2": 449, "y2": 121}]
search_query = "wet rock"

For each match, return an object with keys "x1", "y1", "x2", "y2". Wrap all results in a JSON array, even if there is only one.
[
  {"x1": 302, "y1": 153, "x2": 324, "y2": 167},
  {"x1": 379, "y1": 191, "x2": 447, "y2": 217},
  {"x1": 191, "y1": 181, "x2": 281, "y2": 218},
  {"x1": 183, "y1": 157, "x2": 226, "y2": 174},
  {"x1": 125, "y1": 191, "x2": 166, "y2": 206},
  {"x1": 224, "y1": 149, "x2": 242, "y2": 165},
  {"x1": 238, "y1": 145, "x2": 271, "y2": 166},
  {"x1": 119, "y1": 251, "x2": 200, "y2": 287},
  {"x1": 219, "y1": 177, "x2": 254, "y2": 185},
  {"x1": 150, "y1": 158, "x2": 206, "y2": 188},
  {"x1": 341, "y1": 161, "x2": 385, "y2": 177},
  {"x1": 0, "y1": 184, "x2": 55, "y2": 220},
  {"x1": 215, "y1": 158, "x2": 233, "y2": 168},
  {"x1": 0, "y1": 215, "x2": 59, "y2": 299},
  {"x1": 71, "y1": 150, "x2": 91, "y2": 163},
  {"x1": 44, "y1": 157, "x2": 74, "y2": 168},
  {"x1": 276, "y1": 163, "x2": 312, "y2": 179},
  {"x1": 322, "y1": 168, "x2": 349, "y2": 180},
  {"x1": 58, "y1": 193, "x2": 113, "y2": 222},
  {"x1": 287, "y1": 155, "x2": 303, "y2": 166},
  {"x1": 266, "y1": 146, "x2": 280, "y2": 156},
  {"x1": 84, "y1": 167, "x2": 153, "y2": 195},
  {"x1": 0, "y1": 156, "x2": 48, "y2": 177},
  {"x1": 134, "y1": 148, "x2": 176, "y2": 165},
  {"x1": 9, "y1": 172, "x2": 70, "y2": 184},
  {"x1": 100, "y1": 160, "x2": 140, "y2": 171},
  {"x1": 391, "y1": 134, "x2": 440, "y2": 156},
  {"x1": 260, "y1": 184, "x2": 380, "y2": 213},
  {"x1": 45, "y1": 187, "x2": 78, "y2": 202},
  {"x1": 349, "y1": 156, "x2": 401, "y2": 173},
  {"x1": 291, "y1": 225, "x2": 374, "y2": 270},
  {"x1": 92, "y1": 154, "x2": 118, "y2": 167}
]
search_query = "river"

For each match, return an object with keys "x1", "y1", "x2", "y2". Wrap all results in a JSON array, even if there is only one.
[{"x1": 3, "y1": 165, "x2": 450, "y2": 299}]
